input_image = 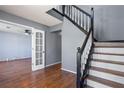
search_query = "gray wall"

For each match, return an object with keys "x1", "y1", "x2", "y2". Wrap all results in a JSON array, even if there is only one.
[
  {"x1": 48, "y1": 23, "x2": 63, "y2": 32},
  {"x1": 0, "y1": 31, "x2": 31, "y2": 61},
  {"x1": 62, "y1": 17, "x2": 85, "y2": 72},
  {"x1": 46, "y1": 31, "x2": 61, "y2": 66},
  {"x1": 78, "y1": 5, "x2": 124, "y2": 41}
]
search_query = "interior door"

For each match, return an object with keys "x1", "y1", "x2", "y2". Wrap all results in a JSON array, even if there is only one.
[{"x1": 32, "y1": 28, "x2": 45, "y2": 71}]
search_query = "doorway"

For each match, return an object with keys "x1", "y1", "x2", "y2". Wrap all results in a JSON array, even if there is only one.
[{"x1": 0, "y1": 19, "x2": 45, "y2": 71}]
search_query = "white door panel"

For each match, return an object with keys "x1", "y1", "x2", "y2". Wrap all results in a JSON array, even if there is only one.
[{"x1": 32, "y1": 28, "x2": 45, "y2": 71}]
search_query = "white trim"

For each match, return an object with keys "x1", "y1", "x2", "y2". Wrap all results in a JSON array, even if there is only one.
[
  {"x1": 0, "y1": 19, "x2": 33, "y2": 30},
  {"x1": 61, "y1": 68, "x2": 76, "y2": 74},
  {"x1": 45, "y1": 61, "x2": 61, "y2": 67},
  {"x1": 0, "y1": 57, "x2": 31, "y2": 62}
]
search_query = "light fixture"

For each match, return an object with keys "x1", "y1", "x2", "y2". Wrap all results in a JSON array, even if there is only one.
[{"x1": 25, "y1": 29, "x2": 31, "y2": 35}]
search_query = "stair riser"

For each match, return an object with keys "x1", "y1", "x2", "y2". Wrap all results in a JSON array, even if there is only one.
[
  {"x1": 87, "y1": 79, "x2": 111, "y2": 88},
  {"x1": 91, "y1": 61, "x2": 124, "y2": 72},
  {"x1": 94, "y1": 48, "x2": 124, "y2": 54},
  {"x1": 89, "y1": 70, "x2": 124, "y2": 85},
  {"x1": 94, "y1": 42, "x2": 124, "y2": 47},
  {"x1": 92, "y1": 54, "x2": 124, "y2": 62}
]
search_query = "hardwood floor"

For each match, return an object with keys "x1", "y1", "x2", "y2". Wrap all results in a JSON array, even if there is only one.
[{"x1": 0, "y1": 58, "x2": 76, "y2": 88}]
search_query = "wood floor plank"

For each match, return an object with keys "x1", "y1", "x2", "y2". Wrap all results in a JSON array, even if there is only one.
[{"x1": 0, "y1": 59, "x2": 76, "y2": 88}]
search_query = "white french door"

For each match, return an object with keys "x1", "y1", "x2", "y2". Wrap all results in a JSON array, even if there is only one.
[{"x1": 32, "y1": 28, "x2": 45, "y2": 71}]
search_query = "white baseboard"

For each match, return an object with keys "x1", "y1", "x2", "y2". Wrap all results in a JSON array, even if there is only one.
[
  {"x1": 0, "y1": 57, "x2": 31, "y2": 62},
  {"x1": 45, "y1": 61, "x2": 61, "y2": 67},
  {"x1": 61, "y1": 68, "x2": 76, "y2": 74}
]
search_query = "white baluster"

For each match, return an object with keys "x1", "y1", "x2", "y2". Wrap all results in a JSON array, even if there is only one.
[
  {"x1": 84, "y1": 14, "x2": 86, "y2": 30},
  {"x1": 78, "y1": 10, "x2": 80, "y2": 25},
  {"x1": 80, "y1": 13, "x2": 82, "y2": 27},
  {"x1": 65, "y1": 6, "x2": 67, "y2": 15},
  {"x1": 72, "y1": 7, "x2": 74, "y2": 20},
  {"x1": 75, "y1": 8, "x2": 77, "y2": 22},
  {"x1": 70, "y1": 6, "x2": 72, "y2": 18}
]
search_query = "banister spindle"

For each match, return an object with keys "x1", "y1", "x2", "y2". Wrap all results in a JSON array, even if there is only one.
[
  {"x1": 80, "y1": 13, "x2": 83, "y2": 27},
  {"x1": 71, "y1": 6, "x2": 73, "y2": 19},
  {"x1": 70, "y1": 6, "x2": 72, "y2": 18},
  {"x1": 69, "y1": 6, "x2": 71, "y2": 18},
  {"x1": 74, "y1": 8, "x2": 77, "y2": 23},
  {"x1": 79, "y1": 11, "x2": 81, "y2": 27},
  {"x1": 60, "y1": 5, "x2": 62, "y2": 13},
  {"x1": 77, "y1": 10, "x2": 80, "y2": 25},
  {"x1": 76, "y1": 9, "x2": 78, "y2": 23},
  {"x1": 72, "y1": 7, "x2": 74, "y2": 21},
  {"x1": 65, "y1": 6, "x2": 67, "y2": 15},
  {"x1": 66, "y1": 6, "x2": 68, "y2": 15},
  {"x1": 88, "y1": 17, "x2": 90, "y2": 32},
  {"x1": 76, "y1": 9, "x2": 78, "y2": 24},
  {"x1": 84, "y1": 14, "x2": 86, "y2": 30},
  {"x1": 66, "y1": 6, "x2": 68, "y2": 16},
  {"x1": 68, "y1": 6, "x2": 70, "y2": 17},
  {"x1": 86, "y1": 16, "x2": 88, "y2": 31},
  {"x1": 67, "y1": 6, "x2": 69, "y2": 16},
  {"x1": 82, "y1": 13, "x2": 84, "y2": 29}
]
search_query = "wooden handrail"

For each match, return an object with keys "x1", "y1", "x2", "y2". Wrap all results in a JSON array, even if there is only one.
[{"x1": 76, "y1": 7, "x2": 94, "y2": 88}]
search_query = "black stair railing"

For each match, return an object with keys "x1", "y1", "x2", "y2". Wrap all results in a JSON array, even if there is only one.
[
  {"x1": 53, "y1": 5, "x2": 94, "y2": 88},
  {"x1": 54, "y1": 5, "x2": 92, "y2": 35}
]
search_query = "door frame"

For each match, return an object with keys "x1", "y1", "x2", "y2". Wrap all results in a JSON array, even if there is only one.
[
  {"x1": 32, "y1": 28, "x2": 45, "y2": 71},
  {"x1": 0, "y1": 19, "x2": 46, "y2": 71}
]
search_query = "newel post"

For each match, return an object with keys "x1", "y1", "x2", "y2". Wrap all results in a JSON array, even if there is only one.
[
  {"x1": 77, "y1": 47, "x2": 81, "y2": 88},
  {"x1": 91, "y1": 8, "x2": 94, "y2": 41}
]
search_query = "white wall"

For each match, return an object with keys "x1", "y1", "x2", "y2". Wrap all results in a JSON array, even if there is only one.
[{"x1": 0, "y1": 31, "x2": 31, "y2": 61}]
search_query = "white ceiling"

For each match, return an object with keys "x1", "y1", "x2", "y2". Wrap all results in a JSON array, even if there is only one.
[{"x1": 0, "y1": 5, "x2": 62, "y2": 27}]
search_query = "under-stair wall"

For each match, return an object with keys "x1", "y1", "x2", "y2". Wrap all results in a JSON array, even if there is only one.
[{"x1": 61, "y1": 17, "x2": 86, "y2": 73}]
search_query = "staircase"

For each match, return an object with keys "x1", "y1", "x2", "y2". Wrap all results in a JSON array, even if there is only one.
[
  {"x1": 86, "y1": 42, "x2": 124, "y2": 88},
  {"x1": 48, "y1": 5, "x2": 124, "y2": 88}
]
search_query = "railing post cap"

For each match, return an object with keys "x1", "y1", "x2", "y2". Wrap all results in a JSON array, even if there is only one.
[
  {"x1": 91, "y1": 7, "x2": 94, "y2": 11},
  {"x1": 77, "y1": 47, "x2": 81, "y2": 51}
]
